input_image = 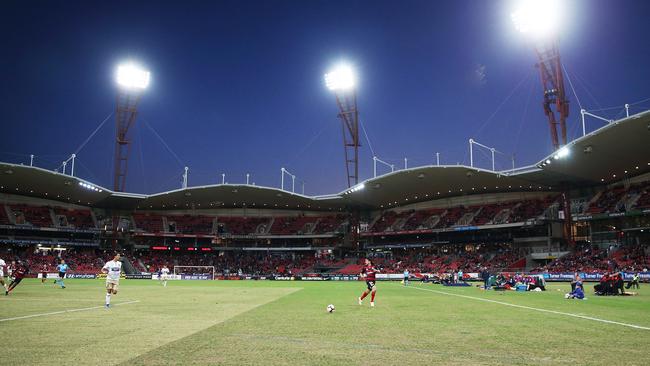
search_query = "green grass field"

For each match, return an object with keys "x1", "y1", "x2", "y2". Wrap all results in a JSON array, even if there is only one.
[{"x1": 1, "y1": 279, "x2": 648, "y2": 365}]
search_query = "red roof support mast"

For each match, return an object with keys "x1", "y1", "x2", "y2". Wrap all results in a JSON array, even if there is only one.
[
  {"x1": 112, "y1": 62, "x2": 150, "y2": 192},
  {"x1": 535, "y1": 41, "x2": 569, "y2": 150},
  {"x1": 334, "y1": 92, "x2": 360, "y2": 188},
  {"x1": 511, "y1": 0, "x2": 573, "y2": 244},
  {"x1": 325, "y1": 63, "x2": 360, "y2": 189},
  {"x1": 113, "y1": 92, "x2": 141, "y2": 192}
]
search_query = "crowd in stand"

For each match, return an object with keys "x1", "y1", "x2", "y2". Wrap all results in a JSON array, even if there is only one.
[
  {"x1": 531, "y1": 243, "x2": 610, "y2": 273},
  {"x1": 1, "y1": 181, "x2": 650, "y2": 238},
  {"x1": 532, "y1": 244, "x2": 650, "y2": 273},
  {"x1": 0, "y1": 247, "x2": 107, "y2": 274},
  {"x1": 615, "y1": 244, "x2": 650, "y2": 272},
  {"x1": 0, "y1": 241, "x2": 647, "y2": 279},
  {"x1": 363, "y1": 243, "x2": 526, "y2": 274},
  {"x1": 0, "y1": 204, "x2": 96, "y2": 229},
  {"x1": 531, "y1": 243, "x2": 649, "y2": 274},
  {"x1": 133, "y1": 250, "x2": 320, "y2": 276}
]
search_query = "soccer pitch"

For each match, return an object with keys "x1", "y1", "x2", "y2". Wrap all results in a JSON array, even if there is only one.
[{"x1": 2, "y1": 280, "x2": 648, "y2": 365}]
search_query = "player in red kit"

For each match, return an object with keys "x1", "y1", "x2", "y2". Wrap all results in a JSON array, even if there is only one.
[
  {"x1": 41, "y1": 263, "x2": 49, "y2": 284},
  {"x1": 6, "y1": 261, "x2": 28, "y2": 295},
  {"x1": 358, "y1": 259, "x2": 377, "y2": 307}
]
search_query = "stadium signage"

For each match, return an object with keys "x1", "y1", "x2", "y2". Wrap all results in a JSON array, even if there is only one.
[
  {"x1": 0, "y1": 237, "x2": 99, "y2": 247},
  {"x1": 299, "y1": 276, "x2": 325, "y2": 281},
  {"x1": 361, "y1": 222, "x2": 524, "y2": 237},
  {"x1": 294, "y1": 274, "x2": 360, "y2": 281},
  {"x1": 376, "y1": 273, "x2": 408, "y2": 280},
  {"x1": 273, "y1": 276, "x2": 295, "y2": 281},
  {"x1": 542, "y1": 272, "x2": 650, "y2": 281},
  {"x1": 125, "y1": 274, "x2": 153, "y2": 279},
  {"x1": 327, "y1": 275, "x2": 359, "y2": 281},
  {"x1": 453, "y1": 226, "x2": 479, "y2": 231},
  {"x1": 180, "y1": 275, "x2": 211, "y2": 280},
  {"x1": 573, "y1": 209, "x2": 650, "y2": 221},
  {"x1": 0, "y1": 225, "x2": 99, "y2": 235},
  {"x1": 64, "y1": 273, "x2": 97, "y2": 279}
]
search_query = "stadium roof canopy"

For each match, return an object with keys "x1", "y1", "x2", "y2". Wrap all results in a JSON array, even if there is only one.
[{"x1": 1, "y1": 111, "x2": 649, "y2": 211}]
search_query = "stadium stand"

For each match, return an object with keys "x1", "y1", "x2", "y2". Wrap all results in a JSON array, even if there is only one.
[
  {"x1": 53, "y1": 207, "x2": 96, "y2": 229},
  {"x1": 402, "y1": 208, "x2": 446, "y2": 230},
  {"x1": 508, "y1": 196, "x2": 556, "y2": 222},
  {"x1": 586, "y1": 186, "x2": 628, "y2": 214},
  {"x1": 215, "y1": 216, "x2": 270, "y2": 235},
  {"x1": 133, "y1": 213, "x2": 165, "y2": 233},
  {"x1": 531, "y1": 243, "x2": 610, "y2": 273},
  {"x1": 0, "y1": 204, "x2": 11, "y2": 225},
  {"x1": 269, "y1": 215, "x2": 319, "y2": 235},
  {"x1": 365, "y1": 197, "x2": 558, "y2": 233},
  {"x1": 166, "y1": 215, "x2": 214, "y2": 234},
  {"x1": 8, "y1": 204, "x2": 53, "y2": 227},
  {"x1": 370, "y1": 210, "x2": 406, "y2": 232},
  {"x1": 312, "y1": 215, "x2": 345, "y2": 234}
]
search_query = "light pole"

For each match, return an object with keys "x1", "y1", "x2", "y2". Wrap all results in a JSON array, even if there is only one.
[
  {"x1": 325, "y1": 63, "x2": 360, "y2": 188},
  {"x1": 182, "y1": 167, "x2": 189, "y2": 188},
  {"x1": 511, "y1": 0, "x2": 568, "y2": 150},
  {"x1": 511, "y1": 0, "x2": 573, "y2": 243},
  {"x1": 113, "y1": 62, "x2": 150, "y2": 192}
]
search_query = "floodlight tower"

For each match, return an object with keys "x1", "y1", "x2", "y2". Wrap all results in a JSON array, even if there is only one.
[
  {"x1": 512, "y1": 0, "x2": 572, "y2": 243},
  {"x1": 325, "y1": 64, "x2": 360, "y2": 188},
  {"x1": 511, "y1": 0, "x2": 568, "y2": 150},
  {"x1": 113, "y1": 62, "x2": 150, "y2": 192}
]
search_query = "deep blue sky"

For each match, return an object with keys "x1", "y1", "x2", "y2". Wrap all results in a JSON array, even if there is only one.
[{"x1": 2, "y1": 0, "x2": 649, "y2": 195}]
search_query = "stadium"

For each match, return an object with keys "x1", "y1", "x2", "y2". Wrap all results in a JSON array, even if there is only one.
[{"x1": 2, "y1": 1, "x2": 650, "y2": 365}]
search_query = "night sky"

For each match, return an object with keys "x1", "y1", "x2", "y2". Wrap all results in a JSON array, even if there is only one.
[{"x1": 2, "y1": 0, "x2": 649, "y2": 196}]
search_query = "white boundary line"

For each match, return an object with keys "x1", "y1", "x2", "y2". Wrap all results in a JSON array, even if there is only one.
[
  {"x1": 0, "y1": 300, "x2": 140, "y2": 323},
  {"x1": 402, "y1": 284, "x2": 650, "y2": 331}
]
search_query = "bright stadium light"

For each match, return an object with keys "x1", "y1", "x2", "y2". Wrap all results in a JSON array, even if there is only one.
[
  {"x1": 553, "y1": 147, "x2": 570, "y2": 160},
  {"x1": 511, "y1": 0, "x2": 563, "y2": 39},
  {"x1": 116, "y1": 62, "x2": 151, "y2": 90},
  {"x1": 324, "y1": 64, "x2": 357, "y2": 91}
]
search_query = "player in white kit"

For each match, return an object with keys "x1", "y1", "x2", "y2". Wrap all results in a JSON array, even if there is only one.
[
  {"x1": 160, "y1": 265, "x2": 170, "y2": 287},
  {"x1": 101, "y1": 253, "x2": 123, "y2": 308},
  {"x1": 0, "y1": 258, "x2": 8, "y2": 292}
]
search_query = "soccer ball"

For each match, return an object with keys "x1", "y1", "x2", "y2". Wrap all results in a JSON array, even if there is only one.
[
  {"x1": 564, "y1": 293, "x2": 571, "y2": 299},
  {"x1": 326, "y1": 304, "x2": 335, "y2": 313}
]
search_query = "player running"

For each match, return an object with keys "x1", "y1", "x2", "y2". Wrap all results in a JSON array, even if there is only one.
[
  {"x1": 41, "y1": 263, "x2": 50, "y2": 284},
  {"x1": 160, "y1": 265, "x2": 170, "y2": 287},
  {"x1": 101, "y1": 253, "x2": 123, "y2": 308},
  {"x1": 55, "y1": 259, "x2": 68, "y2": 289},
  {"x1": 0, "y1": 257, "x2": 9, "y2": 293},
  {"x1": 358, "y1": 258, "x2": 377, "y2": 307},
  {"x1": 7, "y1": 260, "x2": 15, "y2": 279},
  {"x1": 6, "y1": 261, "x2": 28, "y2": 295}
]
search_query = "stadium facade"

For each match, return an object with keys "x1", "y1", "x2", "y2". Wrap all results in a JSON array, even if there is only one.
[{"x1": 1, "y1": 111, "x2": 649, "y2": 278}]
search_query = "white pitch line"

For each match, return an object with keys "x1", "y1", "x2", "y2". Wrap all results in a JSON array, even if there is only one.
[
  {"x1": 402, "y1": 284, "x2": 650, "y2": 331},
  {"x1": 0, "y1": 300, "x2": 140, "y2": 323}
]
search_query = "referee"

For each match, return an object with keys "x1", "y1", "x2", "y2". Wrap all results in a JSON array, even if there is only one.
[{"x1": 55, "y1": 259, "x2": 68, "y2": 289}]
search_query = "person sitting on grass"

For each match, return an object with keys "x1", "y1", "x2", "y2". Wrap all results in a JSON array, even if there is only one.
[
  {"x1": 594, "y1": 272, "x2": 611, "y2": 295},
  {"x1": 571, "y1": 272, "x2": 582, "y2": 292},
  {"x1": 565, "y1": 282, "x2": 585, "y2": 300},
  {"x1": 612, "y1": 271, "x2": 625, "y2": 295}
]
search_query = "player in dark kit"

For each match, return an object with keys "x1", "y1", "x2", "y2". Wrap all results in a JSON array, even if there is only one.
[
  {"x1": 358, "y1": 259, "x2": 377, "y2": 307},
  {"x1": 41, "y1": 263, "x2": 49, "y2": 284},
  {"x1": 6, "y1": 262, "x2": 28, "y2": 295}
]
